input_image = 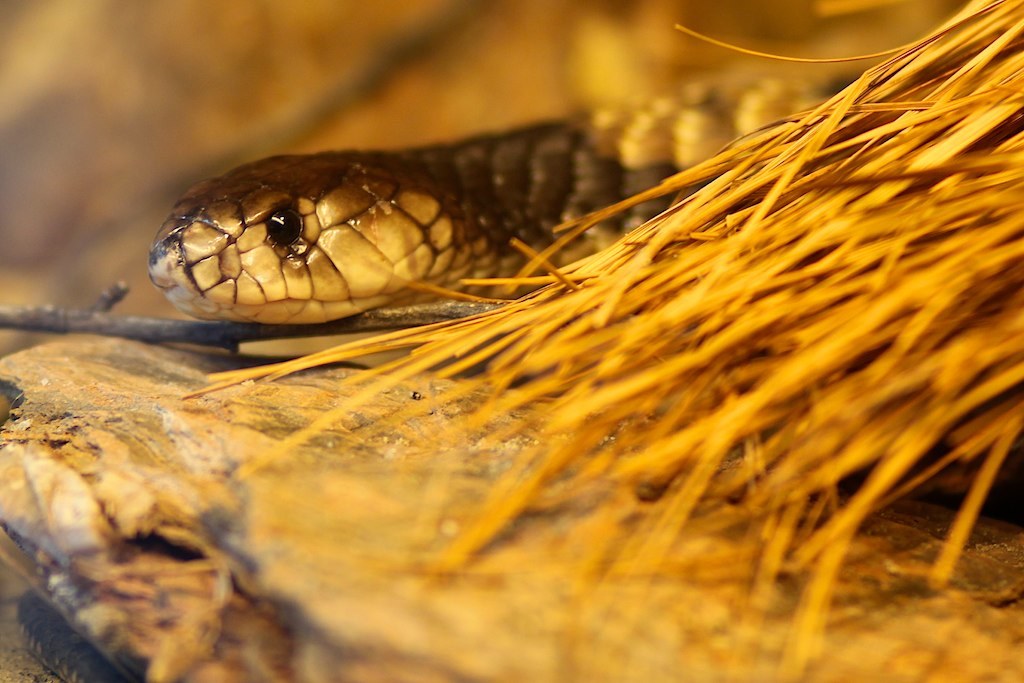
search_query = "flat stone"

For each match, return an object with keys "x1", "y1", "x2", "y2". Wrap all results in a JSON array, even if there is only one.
[{"x1": 2, "y1": 337, "x2": 1024, "y2": 681}]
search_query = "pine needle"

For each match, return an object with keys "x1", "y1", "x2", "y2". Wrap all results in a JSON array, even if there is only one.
[{"x1": 204, "y1": 0, "x2": 1024, "y2": 671}]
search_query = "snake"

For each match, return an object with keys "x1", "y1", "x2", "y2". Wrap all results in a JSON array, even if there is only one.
[
  {"x1": 18, "y1": 79, "x2": 823, "y2": 683},
  {"x1": 17, "y1": 592, "x2": 135, "y2": 683},
  {"x1": 149, "y1": 79, "x2": 824, "y2": 324}
]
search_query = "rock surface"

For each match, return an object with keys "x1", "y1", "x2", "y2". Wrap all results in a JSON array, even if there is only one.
[{"x1": 1, "y1": 337, "x2": 1024, "y2": 681}]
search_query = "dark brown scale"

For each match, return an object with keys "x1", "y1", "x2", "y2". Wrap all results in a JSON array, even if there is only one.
[
  {"x1": 398, "y1": 122, "x2": 674, "y2": 256},
  {"x1": 621, "y1": 162, "x2": 680, "y2": 227},
  {"x1": 18, "y1": 592, "x2": 137, "y2": 683}
]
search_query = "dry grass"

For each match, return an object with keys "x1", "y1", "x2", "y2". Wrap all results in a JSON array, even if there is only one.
[{"x1": 206, "y1": 0, "x2": 1024, "y2": 670}]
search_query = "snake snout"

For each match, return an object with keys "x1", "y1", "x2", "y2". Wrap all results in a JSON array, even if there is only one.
[
  {"x1": 148, "y1": 221, "x2": 228, "y2": 319},
  {"x1": 148, "y1": 227, "x2": 185, "y2": 290}
]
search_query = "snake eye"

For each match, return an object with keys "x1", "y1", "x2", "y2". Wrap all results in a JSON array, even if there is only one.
[{"x1": 266, "y1": 209, "x2": 303, "y2": 246}]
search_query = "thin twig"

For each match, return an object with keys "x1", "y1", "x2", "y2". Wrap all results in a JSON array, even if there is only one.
[{"x1": 0, "y1": 301, "x2": 500, "y2": 351}]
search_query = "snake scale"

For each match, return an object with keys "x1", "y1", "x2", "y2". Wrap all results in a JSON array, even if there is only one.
[
  {"x1": 17, "y1": 593, "x2": 133, "y2": 683},
  {"x1": 20, "y1": 78, "x2": 827, "y2": 683},
  {"x1": 149, "y1": 79, "x2": 823, "y2": 324}
]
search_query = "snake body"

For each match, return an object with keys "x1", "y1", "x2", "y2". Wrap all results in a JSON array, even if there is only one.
[
  {"x1": 18, "y1": 592, "x2": 135, "y2": 683},
  {"x1": 150, "y1": 80, "x2": 822, "y2": 323}
]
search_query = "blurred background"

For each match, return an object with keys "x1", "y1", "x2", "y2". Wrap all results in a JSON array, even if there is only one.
[{"x1": 0, "y1": 0, "x2": 962, "y2": 352}]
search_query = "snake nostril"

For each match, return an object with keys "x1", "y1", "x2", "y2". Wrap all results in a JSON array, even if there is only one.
[
  {"x1": 148, "y1": 240, "x2": 169, "y2": 268},
  {"x1": 266, "y1": 209, "x2": 303, "y2": 246},
  {"x1": 147, "y1": 235, "x2": 185, "y2": 289}
]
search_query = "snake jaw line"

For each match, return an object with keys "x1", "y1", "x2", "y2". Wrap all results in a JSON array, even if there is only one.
[{"x1": 148, "y1": 217, "x2": 412, "y2": 324}]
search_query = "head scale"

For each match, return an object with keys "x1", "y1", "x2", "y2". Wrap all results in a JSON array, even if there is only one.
[{"x1": 149, "y1": 153, "x2": 472, "y2": 323}]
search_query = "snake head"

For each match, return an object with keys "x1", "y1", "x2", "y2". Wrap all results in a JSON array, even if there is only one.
[{"x1": 149, "y1": 152, "x2": 483, "y2": 323}]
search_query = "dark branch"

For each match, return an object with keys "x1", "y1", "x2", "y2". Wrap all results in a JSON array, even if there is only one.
[
  {"x1": 0, "y1": 301, "x2": 501, "y2": 351},
  {"x1": 91, "y1": 281, "x2": 130, "y2": 312}
]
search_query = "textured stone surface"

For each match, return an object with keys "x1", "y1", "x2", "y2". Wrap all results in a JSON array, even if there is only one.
[{"x1": 2, "y1": 338, "x2": 1024, "y2": 681}]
